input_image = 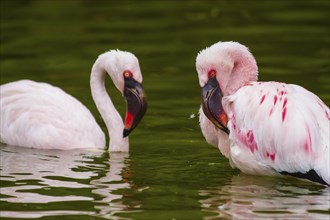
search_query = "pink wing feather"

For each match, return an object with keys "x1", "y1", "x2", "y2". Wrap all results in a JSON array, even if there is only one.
[{"x1": 222, "y1": 82, "x2": 329, "y2": 184}]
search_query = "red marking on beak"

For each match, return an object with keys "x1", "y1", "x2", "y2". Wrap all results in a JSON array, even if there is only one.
[
  {"x1": 124, "y1": 111, "x2": 134, "y2": 129},
  {"x1": 219, "y1": 112, "x2": 228, "y2": 128}
]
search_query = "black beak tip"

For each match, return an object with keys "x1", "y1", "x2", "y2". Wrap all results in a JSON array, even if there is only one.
[
  {"x1": 222, "y1": 127, "x2": 230, "y2": 135},
  {"x1": 123, "y1": 129, "x2": 131, "y2": 138}
]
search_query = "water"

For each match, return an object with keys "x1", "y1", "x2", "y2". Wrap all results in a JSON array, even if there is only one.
[{"x1": 0, "y1": 0, "x2": 329, "y2": 219}]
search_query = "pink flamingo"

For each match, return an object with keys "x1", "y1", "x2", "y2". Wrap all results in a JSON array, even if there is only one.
[
  {"x1": 196, "y1": 42, "x2": 329, "y2": 185},
  {"x1": 0, "y1": 50, "x2": 147, "y2": 152}
]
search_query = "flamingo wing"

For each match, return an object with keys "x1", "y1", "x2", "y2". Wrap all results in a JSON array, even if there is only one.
[
  {"x1": 222, "y1": 82, "x2": 329, "y2": 185},
  {"x1": 0, "y1": 80, "x2": 105, "y2": 149}
]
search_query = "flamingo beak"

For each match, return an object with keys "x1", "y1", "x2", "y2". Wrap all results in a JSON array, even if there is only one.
[
  {"x1": 123, "y1": 77, "x2": 147, "y2": 137},
  {"x1": 201, "y1": 77, "x2": 230, "y2": 135}
]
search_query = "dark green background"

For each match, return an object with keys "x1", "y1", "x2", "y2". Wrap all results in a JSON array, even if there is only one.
[{"x1": 1, "y1": 0, "x2": 329, "y2": 219}]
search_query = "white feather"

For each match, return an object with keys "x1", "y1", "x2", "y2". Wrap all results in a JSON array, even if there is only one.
[{"x1": 0, "y1": 80, "x2": 105, "y2": 149}]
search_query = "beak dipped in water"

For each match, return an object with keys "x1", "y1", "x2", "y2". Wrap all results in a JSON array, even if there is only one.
[
  {"x1": 123, "y1": 74, "x2": 147, "y2": 137},
  {"x1": 201, "y1": 76, "x2": 230, "y2": 135}
]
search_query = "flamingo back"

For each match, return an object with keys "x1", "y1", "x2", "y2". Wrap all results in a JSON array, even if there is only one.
[{"x1": 0, "y1": 80, "x2": 105, "y2": 149}]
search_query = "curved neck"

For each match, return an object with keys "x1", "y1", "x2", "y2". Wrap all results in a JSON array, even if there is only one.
[
  {"x1": 90, "y1": 56, "x2": 129, "y2": 152},
  {"x1": 224, "y1": 50, "x2": 258, "y2": 96}
]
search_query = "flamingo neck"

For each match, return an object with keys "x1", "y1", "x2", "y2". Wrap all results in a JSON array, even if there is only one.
[
  {"x1": 90, "y1": 56, "x2": 129, "y2": 152},
  {"x1": 224, "y1": 48, "x2": 258, "y2": 96}
]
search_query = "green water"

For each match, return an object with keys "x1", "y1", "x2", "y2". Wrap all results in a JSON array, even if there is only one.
[{"x1": 0, "y1": 0, "x2": 329, "y2": 219}]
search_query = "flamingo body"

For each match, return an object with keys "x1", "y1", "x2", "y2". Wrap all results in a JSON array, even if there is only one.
[
  {"x1": 0, "y1": 50, "x2": 147, "y2": 151},
  {"x1": 223, "y1": 82, "x2": 330, "y2": 184},
  {"x1": 197, "y1": 41, "x2": 330, "y2": 185},
  {"x1": 0, "y1": 80, "x2": 105, "y2": 149}
]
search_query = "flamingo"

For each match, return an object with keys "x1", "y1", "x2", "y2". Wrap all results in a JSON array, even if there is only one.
[
  {"x1": 0, "y1": 50, "x2": 147, "y2": 152},
  {"x1": 196, "y1": 41, "x2": 330, "y2": 185}
]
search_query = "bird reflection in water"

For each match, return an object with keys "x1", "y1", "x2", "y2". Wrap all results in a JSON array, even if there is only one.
[
  {"x1": 91, "y1": 152, "x2": 142, "y2": 219},
  {"x1": 0, "y1": 144, "x2": 141, "y2": 219},
  {"x1": 199, "y1": 174, "x2": 330, "y2": 220}
]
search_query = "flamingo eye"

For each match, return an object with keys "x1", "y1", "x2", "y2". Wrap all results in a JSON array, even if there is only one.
[
  {"x1": 208, "y1": 69, "x2": 216, "y2": 78},
  {"x1": 123, "y1": 71, "x2": 133, "y2": 78}
]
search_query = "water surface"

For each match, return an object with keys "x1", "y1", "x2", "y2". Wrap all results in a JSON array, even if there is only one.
[{"x1": 1, "y1": 0, "x2": 329, "y2": 219}]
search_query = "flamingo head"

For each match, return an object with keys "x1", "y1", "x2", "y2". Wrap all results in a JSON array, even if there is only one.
[
  {"x1": 122, "y1": 70, "x2": 147, "y2": 137},
  {"x1": 200, "y1": 69, "x2": 230, "y2": 135},
  {"x1": 101, "y1": 50, "x2": 147, "y2": 137},
  {"x1": 196, "y1": 41, "x2": 258, "y2": 133}
]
